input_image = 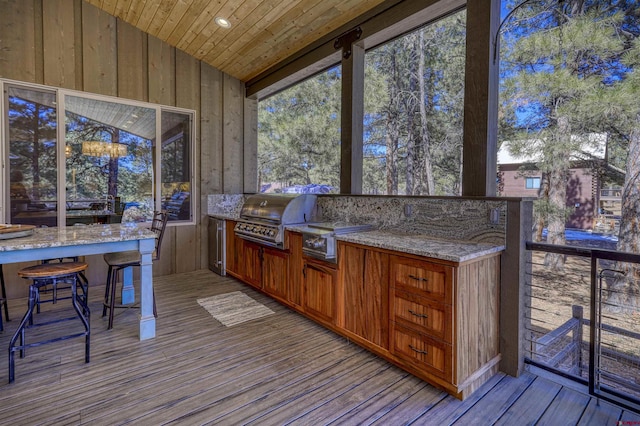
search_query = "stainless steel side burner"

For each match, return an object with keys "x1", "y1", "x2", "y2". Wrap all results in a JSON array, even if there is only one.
[{"x1": 301, "y1": 221, "x2": 373, "y2": 261}]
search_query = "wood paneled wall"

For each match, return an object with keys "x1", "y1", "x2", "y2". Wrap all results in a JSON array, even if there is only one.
[{"x1": 0, "y1": 0, "x2": 248, "y2": 297}]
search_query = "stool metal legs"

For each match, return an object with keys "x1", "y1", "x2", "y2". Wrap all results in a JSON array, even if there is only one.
[{"x1": 8, "y1": 273, "x2": 90, "y2": 383}]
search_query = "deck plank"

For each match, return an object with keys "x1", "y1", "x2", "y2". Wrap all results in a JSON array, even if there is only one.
[
  {"x1": 577, "y1": 398, "x2": 622, "y2": 425},
  {"x1": 537, "y1": 387, "x2": 592, "y2": 425},
  {"x1": 0, "y1": 269, "x2": 636, "y2": 424},
  {"x1": 494, "y1": 375, "x2": 562, "y2": 425}
]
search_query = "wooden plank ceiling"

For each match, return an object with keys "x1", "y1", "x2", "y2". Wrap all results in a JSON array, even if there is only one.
[{"x1": 84, "y1": 0, "x2": 388, "y2": 82}]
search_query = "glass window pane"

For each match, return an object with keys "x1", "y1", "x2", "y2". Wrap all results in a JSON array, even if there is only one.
[
  {"x1": 6, "y1": 86, "x2": 58, "y2": 226},
  {"x1": 363, "y1": 10, "x2": 467, "y2": 195},
  {"x1": 161, "y1": 110, "x2": 193, "y2": 222},
  {"x1": 65, "y1": 95, "x2": 155, "y2": 224},
  {"x1": 258, "y1": 65, "x2": 341, "y2": 194}
]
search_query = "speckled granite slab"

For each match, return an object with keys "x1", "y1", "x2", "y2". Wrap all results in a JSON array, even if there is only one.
[
  {"x1": 317, "y1": 196, "x2": 506, "y2": 245},
  {"x1": 0, "y1": 223, "x2": 156, "y2": 251},
  {"x1": 337, "y1": 230, "x2": 504, "y2": 263},
  {"x1": 208, "y1": 194, "x2": 247, "y2": 220}
]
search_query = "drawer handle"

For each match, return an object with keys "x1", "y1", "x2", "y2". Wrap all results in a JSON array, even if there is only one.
[
  {"x1": 409, "y1": 345, "x2": 428, "y2": 355},
  {"x1": 408, "y1": 274, "x2": 428, "y2": 283},
  {"x1": 408, "y1": 309, "x2": 428, "y2": 319}
]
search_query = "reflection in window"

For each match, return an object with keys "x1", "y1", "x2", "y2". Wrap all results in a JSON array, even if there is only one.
[
  {"x1": 363, "y1": 10, "x2": 466, "y2": 195},
  {"x1": 258, "y1": 66, "x2": 341, "y2": 194},
  {"x1": 65, "y1": 95, "x2": 155, "y2": 224},
  {"x1": 161, "y1": 110, "x2": 192, "y2": 221},
  {"x1": 6, "y1": 86, "x2": 58, "y2": 226}
]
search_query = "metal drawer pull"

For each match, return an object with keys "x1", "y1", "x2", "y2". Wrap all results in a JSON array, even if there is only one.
[
  {"x1": 408, "y1": 309, "x2": 428, "y2": 319},
  {"x1": 408, "y1": 274, "x2": 428, "y2": 282},
  {"x1": 409, "y1": 345, "x2": 428, "y2": 355}
]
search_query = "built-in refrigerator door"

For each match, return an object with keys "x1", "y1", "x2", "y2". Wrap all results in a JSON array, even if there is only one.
[{"x1": 208, "y1": 216, "x2": 226, "y2": 275}]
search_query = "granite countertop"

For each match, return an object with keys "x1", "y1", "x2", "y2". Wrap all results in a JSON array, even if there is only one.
[
  {"x1": 209, "y1": 212, "x2": 239, "y2": 220},
  {"x1": 336, "y1": 230, "x2": 504, "y2": 263},
  {"x1": 0, "y1": 223, "x2": 156, "y2": 251}
]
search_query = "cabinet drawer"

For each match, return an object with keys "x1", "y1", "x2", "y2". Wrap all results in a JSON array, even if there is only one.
[
  {"x1": 390, "y1": 255, "x2": 453, "y2": 303},
  {"x1": 393, "y1": 290, "x2": 452, "y2": 343},
  {"x1": 392, "y1": 324, "x2": 452, "y2": 381}
]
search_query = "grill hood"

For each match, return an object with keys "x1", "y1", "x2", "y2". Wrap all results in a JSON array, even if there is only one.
[{"x1": 239, "y1": 193, "x2": 318, "y2": 224}]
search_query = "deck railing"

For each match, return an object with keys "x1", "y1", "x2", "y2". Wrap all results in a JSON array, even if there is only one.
[{"x1": 525, "y1": 241, "x2": 640, "y2": 411}]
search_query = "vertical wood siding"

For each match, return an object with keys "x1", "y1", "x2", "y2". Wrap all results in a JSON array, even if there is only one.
[{"x1": 0, "y1": 0, "x2": 248, "y2": 297}]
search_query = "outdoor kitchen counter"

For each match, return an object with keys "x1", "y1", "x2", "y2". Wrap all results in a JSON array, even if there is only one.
[{"x1": 335, "y1": 230, "x2": 504, "y2": 263}]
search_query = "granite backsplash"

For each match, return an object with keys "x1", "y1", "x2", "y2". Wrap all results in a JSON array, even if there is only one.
[{"x1": 209, "y1": 194, "x2": 507, "y2": 245}]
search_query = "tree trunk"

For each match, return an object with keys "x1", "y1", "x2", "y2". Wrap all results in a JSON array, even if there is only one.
[
  {"x1": 612, "y1": 113, "x2": 640, "y2": 312},
  {"x1": 544, "y1": 116, "x2": 571, "y2": 271},
  {"x1": 385, "y1": 48, "x2": 399, "y2": 195},
  {"x1": 417, "y1": 30, "x2": 435, "y2": 195},
  {"x1": 32, "y1": 104, "x2": 41, "y2": 200},
  {"x1": 108, "y1": 130, "x2": 120, "y2": 200},
  {"x1": 534, "y1": 172, "x2": 550, "y2": 242}
]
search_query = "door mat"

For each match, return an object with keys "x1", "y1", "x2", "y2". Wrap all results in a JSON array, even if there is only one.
[{"x1": 197, "y1": 291, "x2": 275, "y2": 327}]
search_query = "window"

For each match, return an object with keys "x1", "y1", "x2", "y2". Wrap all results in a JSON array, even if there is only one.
[
  {"x1": 363, "y1": 10, "x2": 467, "y2": 195},
  {"x1": 161, "y1": 110, "x2": 193, "y2": 221},
  {"x1": 257, "y1": 66, "x2": 341, "y2": 194},
  {"x1": 2, "y1": 81, "x2": 195, "y2": 225},
  {"x1": 6, "y1": 86, "x2": 57, "y2": 225},
  {"x1": 525, "y1": 177, "x2": 541, "y2": 190}
]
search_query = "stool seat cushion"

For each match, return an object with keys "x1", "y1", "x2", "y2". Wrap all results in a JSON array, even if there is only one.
[
  {"x1": 103, "y1": 251, "x2": 141, "y2": 267},
  {"x1": 18, "y1": 262, "x2": 88, "y2": 279}
]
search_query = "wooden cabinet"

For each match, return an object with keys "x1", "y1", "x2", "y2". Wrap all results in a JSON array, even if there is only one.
[
  {"x1": 286, "y1": 232, "x2": 303, "y2": 308},
  {"x1": 263, "y1": 246, "x2": 288, "y2": 299},
  {"x1": 303, "y1": 258, "x2": 337, "y2": 324},
  {"x1": 226, "y1": 226, "x2": 501, "y2": 400},
  {"x1": 242, "y1": 241, "x2": 263, "y2": 288},
  {"x1": 338, "y1": 242, "x2": 389, "y2": 350},
  {"x1": 225, "y1": 220, "x2": 243, "y2": 278},
  {"x1": 389, "y1": 253, "x2": 501, "y2": 398}
]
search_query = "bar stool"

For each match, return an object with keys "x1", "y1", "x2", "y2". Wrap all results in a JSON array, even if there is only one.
[
  {"x1": 0, "y1": 265, "x2": 9, "y2": 331},
  {"x1": 36, "y1": 257, "x2": 89, "y2": 314},
  {"x1": 102, "y1": 211, "x2": 167, "y2": 330},
  {"x1": 8, "y1": 262, "x2": 90, "y2": 383}
]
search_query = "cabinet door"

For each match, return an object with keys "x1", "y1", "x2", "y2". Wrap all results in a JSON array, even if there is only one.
[
  {"x1": 286, "y1": 232, "x2": 303, "y2": 307},
  {"x1": 225, "y1": 220, "x2": 241, "y2": 277},
  {"x1": 303, "y1": 259, "x2": 336, "y2": 324},
  {"x1": 242, "y1": 241, "x2": 263, "y2": 288},
  {"x1": 339, "y1": 243, "x2": 389, "y2": 349},
  {"x1": 263, "y1": 246, "x2": 288, "y2": 300}
]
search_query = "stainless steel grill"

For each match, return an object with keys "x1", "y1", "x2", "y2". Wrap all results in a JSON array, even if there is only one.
[{"x1": 234, "y1": 194, "x2": 317, "y2": 248}]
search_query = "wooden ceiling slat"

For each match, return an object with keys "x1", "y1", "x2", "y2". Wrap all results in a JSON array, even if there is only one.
[
  {"x1": 166, "y1": 0, "x2": 213, "y2": 48},
  {"x1": 145, "y1": 0, "x2": 180, "y2": 35},
  {"x1": 85, "y1": 0, "x2": 390, "y2": 82},
  {"x1": 188, "y1": 0, "x2": 269, "y2": 59},
  {"x1": 181, "y1": 0, "x2": 248, "y2": 58},
  {"x1": 156, "y1": 0, "x2": 194, "y2": 42},
  {"x1": 102, "y1": 0, "x2": 117, "y2": 15},
  {"x1": 220, "y1": 0, "x2": 338, "y2": 79},
  {"x1": 171, "y1": 0, "x2": 227, "y2": 53},
  {"x1": 194, "y1": 0, "x2": 286, "y2": 68},
  {"x1": 125, "y1": 0, "x2": 149, "y2": 25}
]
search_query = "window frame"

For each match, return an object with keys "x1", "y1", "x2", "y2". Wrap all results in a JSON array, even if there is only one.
[
  {"x1": 1, "y1": 78, "x2": 197, "y2": 226},
  {"x1": 525, "y1": 177, "x2": 541, "y2": 190}
]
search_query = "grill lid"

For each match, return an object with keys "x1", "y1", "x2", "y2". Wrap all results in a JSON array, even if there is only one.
[{"x1": 239, "y1": 193, "x2": 318, "y2": 224}]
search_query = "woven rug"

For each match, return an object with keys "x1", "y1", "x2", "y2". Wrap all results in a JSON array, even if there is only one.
[{"x1": 197, "y1": 291, "x2": 275, "y2": 327}]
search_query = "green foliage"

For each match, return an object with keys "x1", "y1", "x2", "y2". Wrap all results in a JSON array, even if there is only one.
[{"x1": 258, "y1": 67, "x2": 341, "y2": 192}]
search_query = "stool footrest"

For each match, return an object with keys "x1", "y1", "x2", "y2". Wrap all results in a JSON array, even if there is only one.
[{"x1": 9, "y1": 331, "x2": 90, "y2": 353}]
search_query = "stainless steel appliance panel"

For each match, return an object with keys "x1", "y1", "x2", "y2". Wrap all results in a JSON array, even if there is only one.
[{"x1": 208, "y1": 216, "x2": 226, "y2": 275}]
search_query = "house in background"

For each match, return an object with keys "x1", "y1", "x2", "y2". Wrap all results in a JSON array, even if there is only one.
[{"x1": 497, "y1": 135, "x2": 625, "y2": 231}]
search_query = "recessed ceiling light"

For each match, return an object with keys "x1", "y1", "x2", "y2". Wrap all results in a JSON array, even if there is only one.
[{"x1": 215, "y1": 17, "x2": 231, "y2": 29}]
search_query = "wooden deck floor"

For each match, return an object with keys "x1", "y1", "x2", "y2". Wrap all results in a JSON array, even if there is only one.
[{"x1": 0, "y1": 269, "x2": 638, "y2": 425}]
